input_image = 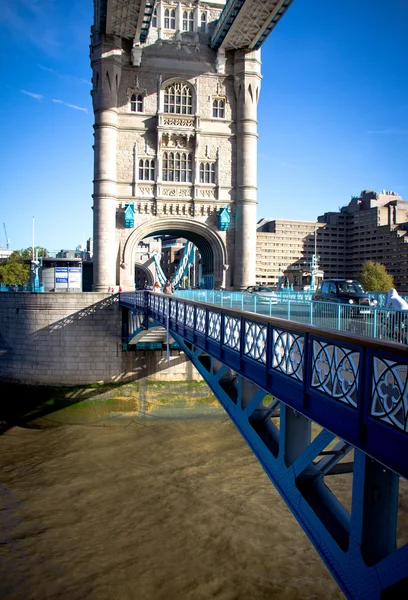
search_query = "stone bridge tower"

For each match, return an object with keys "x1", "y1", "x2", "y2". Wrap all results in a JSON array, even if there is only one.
[{"x1": 91, "y1": 0, "x2": 263, "y2": 291}]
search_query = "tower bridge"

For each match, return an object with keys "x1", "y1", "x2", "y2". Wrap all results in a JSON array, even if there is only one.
[
  {"x1": 91, "y1": 0, "x2": 292, "y2": 292},
  {"x1": 87, "y1": 1, "x2": 408, "y2": 597}
]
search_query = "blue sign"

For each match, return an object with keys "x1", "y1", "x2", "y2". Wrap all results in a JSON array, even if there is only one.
[{"x1": 56, "y1": 278, "x2": 68, "y2": 283}]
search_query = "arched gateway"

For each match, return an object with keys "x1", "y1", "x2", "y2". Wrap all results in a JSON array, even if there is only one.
[
  {"x1": 91, "y1": 0, "x2": 260, "y2": 291},
  {"x1": 121, "y1": 218, "x2": 227, "y2": 290}
]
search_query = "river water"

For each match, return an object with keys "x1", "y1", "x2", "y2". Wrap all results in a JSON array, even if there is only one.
[{"x1": 1, "y1": 378, "x2": 397, "y2": 600}]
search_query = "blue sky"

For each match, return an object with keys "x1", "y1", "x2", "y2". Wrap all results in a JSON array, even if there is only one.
[{"x1": 0, "y1": 0, "x2": 407, "y2": 251}]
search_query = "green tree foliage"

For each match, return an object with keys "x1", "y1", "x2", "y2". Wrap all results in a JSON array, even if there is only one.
[
  {"x1": 0, "y1": 247, "x2": 47, "y2": 286},
  {"x1": 359, "y1": 260, "x2": 394, "y2": 292},
  {"x1": 10, "y1": 247, "x2": 47, "y2": 260},
  {"x1": 0, "y1": 258, "x2": 30, "y2": 285}
]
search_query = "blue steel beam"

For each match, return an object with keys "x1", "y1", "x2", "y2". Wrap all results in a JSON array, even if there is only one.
[{"x1": 120, "y1": 291, "x2": 408, "y2": 598}]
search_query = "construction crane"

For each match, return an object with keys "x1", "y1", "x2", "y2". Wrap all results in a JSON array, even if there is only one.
[{"x1": 3, "y1": 223, "x2": 10, "y2": 249}]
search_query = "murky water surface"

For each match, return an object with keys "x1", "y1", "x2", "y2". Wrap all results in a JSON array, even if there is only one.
[{"x1": 0, "y1": 379, "x2": 404, "y2": 599}]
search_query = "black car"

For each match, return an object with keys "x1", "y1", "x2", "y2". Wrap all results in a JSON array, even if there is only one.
[{"x1": 312, "y1": 279, "x2": 377, "y2": 314}]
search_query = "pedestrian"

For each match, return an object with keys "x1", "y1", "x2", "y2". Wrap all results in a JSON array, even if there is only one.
[
  {"x1": 154, "y1": 281, "x2": 161, "y2": 291},
  {"x1": 118, "y1": 286, "x2": 122, "y2": 293},
  {"x1": 163, "y1": 279, "x2": 173, "y2": 295},
  {"x1": 386, "y1": 288, "x2": 408, "y2": 310},
  {"x1": 385, "y1": 288, "x2": 408, "y2": 343}
]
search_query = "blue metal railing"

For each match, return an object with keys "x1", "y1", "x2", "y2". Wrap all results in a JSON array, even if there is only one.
[
  {"x1": 121, "y1": 290, "x2": 408, "y2": 479},
  {"x1": 175, "y1": 290, "x2": 408, "y2": 343},
  {"x1": 0, "y1": 283, "x2": 44, "y2": 293}
]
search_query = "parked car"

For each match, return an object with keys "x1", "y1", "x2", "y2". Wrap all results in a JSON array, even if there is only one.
[
  {"x1": 243, "y1": 286, "x2": 279, "y2": 304},
  {"x1": 312, "y1": 279, "x2": 377, "y2": 314}
]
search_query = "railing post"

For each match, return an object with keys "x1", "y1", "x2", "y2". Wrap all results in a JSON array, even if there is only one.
[
  {"x1": 337, "y1": 304, "x2": 341, "y2": 331},
  {"x1": 373, "y1": 309, "x2": 377, "y2": 339},
  {"x1": 287, "y1": 300, "x2": 291, "y2": 321}
]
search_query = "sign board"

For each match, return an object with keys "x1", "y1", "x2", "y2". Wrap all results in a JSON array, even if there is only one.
[{"x1": 54, "y1": 266, "x2": 82, "y2": 292}]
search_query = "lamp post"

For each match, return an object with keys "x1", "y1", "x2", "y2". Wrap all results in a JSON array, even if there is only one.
[{"x1": 310, "y1": 229, "x2": 319, "y2": 293}]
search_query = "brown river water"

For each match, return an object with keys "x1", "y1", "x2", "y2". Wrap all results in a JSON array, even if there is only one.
[{"x1": 0, "y1": 380, "x2": 405, "y2": 600}]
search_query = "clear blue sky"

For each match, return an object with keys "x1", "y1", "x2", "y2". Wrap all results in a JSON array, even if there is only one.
[{"x1": 1, "y1": 0, "x2": 407, "y2": 251}]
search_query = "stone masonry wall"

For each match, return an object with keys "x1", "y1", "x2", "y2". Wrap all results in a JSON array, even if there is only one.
[{"x1": 0, "y1": 294, "x2": 200, "y2": 386}]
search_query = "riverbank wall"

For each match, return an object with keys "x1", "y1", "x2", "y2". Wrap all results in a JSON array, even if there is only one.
[{"x1": 0, "y1": 293, "x2": 200, "y2": 385}]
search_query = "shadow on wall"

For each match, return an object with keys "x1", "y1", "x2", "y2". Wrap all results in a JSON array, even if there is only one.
[{"x1": 0, "y1": 293, "x2": 199, "y2": 386}]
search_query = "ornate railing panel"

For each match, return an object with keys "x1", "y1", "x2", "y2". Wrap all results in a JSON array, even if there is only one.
[{"x1": 120, "y1": 291, "x2": 408, "y2": 481}]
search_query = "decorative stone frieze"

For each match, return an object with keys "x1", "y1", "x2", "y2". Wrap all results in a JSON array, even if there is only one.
[{"x1": 160, "y1": 186, "x2": 193, "y2": 198}]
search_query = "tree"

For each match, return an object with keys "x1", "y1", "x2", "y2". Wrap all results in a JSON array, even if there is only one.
[
  {"x1": 0, "y1": 258, "x2": 30, "y2": 285},
  {"x1": 10, "y1": 247, "x2": 47, "y2": 260},
  {"x1": 359, "y1": 261, "x2": 394, "y2": 292}
]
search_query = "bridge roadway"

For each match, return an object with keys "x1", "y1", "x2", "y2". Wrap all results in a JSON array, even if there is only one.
[{"x1": 120, "y1": 291, "x2": 408, "y2": 600}]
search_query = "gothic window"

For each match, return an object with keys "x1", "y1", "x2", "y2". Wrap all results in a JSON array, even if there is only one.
[
  {"x1": 164, "y1": 82, "x2": 193, "y2": 115},
  {"x1": 164, "y1": 8, "x2": 176, "y2": 30},
  {"x1": 199, "y1": 162, "x2": 216, "y2": 184},
  {"x1": 200, "y1": 12, "x2": 207, "y2": 33},
  {"x1": 138, "y1": 159, "x2": 155, "y2": 181},
  {"x1": 183, "y1": 10, "x2": 194, "y2": 31},
  {"x1": 130, "y1": 93, "x2": 143, "y2": 112},
  {"x1": 162, "y1": 151, "x2": 193, "y2": 182},
  {"x1": 152, "y1": 8, "x2": 157, "y2": 27},
  {"x1": 212, "y1": 98, "x2": 225, "y2": 118}
]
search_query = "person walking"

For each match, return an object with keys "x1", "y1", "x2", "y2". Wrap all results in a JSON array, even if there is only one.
[
  {"x1": 163, "y1": 279, "x2": 173, "y2": 295},
  {"x1": 385, "y1": 288, "x2": 408, "y2": 343},
  {"x1": 386, "y1": 288, "x2": 408, "y2": 310}
]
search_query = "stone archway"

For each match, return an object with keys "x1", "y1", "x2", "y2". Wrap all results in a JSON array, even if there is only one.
[
  {"x1": 134, "y1": 261, "x2": 155, "y2": 289},
  {"x1": 120, "y1": 218, "x2": 228, "y2": 291}
]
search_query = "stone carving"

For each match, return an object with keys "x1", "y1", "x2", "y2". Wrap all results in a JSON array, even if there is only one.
[
  {"x1": 199, "y1": 189, "x2": 216, "y2": 198},
  {"x1": 138, "y1": 186, "x2": 154, "y2": 196},
  {"x1": 161, "y1": 187, "x2": 193, "y2": 198},
  {"x1": 162, "y1": 133, "x2": 194, "y2": 149},
  {"x1": 162, "y1": 116, "x2": 195, "y2": 128}
]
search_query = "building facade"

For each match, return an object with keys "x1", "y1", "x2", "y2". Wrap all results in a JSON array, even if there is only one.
[
  {"x1": 256, "y1": 191, "x2": 408, "y2": 292},
  {"x1": 316, "y1": 190, "x2": 408, "y2": 291},
  {"x1": 256, "y1": 218, "x2": 324, "y2": 289},
  {"x1": 91, "y1": 0, "x2": 260, "y2": 291}
]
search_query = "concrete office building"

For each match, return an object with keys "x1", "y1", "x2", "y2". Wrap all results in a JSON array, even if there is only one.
[
  {"x1": 256, "y1": 218, "x2": 324, "y2": 289},
  {"x1": 316, "y1": 190, "x2": 408, "y2": 291}
]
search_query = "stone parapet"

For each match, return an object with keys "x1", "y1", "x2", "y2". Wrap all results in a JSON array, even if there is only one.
[{"x1": 0, "y1": 294, "x2": 199, "y2": 385}]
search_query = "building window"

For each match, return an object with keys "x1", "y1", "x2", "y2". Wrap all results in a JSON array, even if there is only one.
[
  {"x1": 152, "y1": 8, "x2": 157, "y2": 27},
  {"x1": 199, "y1": 162, "x2": 216, "y2": 184},
  {"x1": 183, "y1": 10, "x2": 194, "y2": 31},
  {"x1": 130, "y1": 93, "x2": 143, "y2": 112},
  {"x1": 139, "y1": 159, "x2": 155, "y2": 181},
  {"x1": 164, "y1": 8, "x2": 176, "y2": 30},
  {"x1": 200, "y1": 12, "x2": 207, "y2": 33},
  {"x1": 164, "y1": 82, "x2": 193, "y2": 115},
  {"x1": 212, "y1": 98, "x2": 225, "y2": 118},
  {"x1": 162, "y1": 151, "x2": 193, "y2": 182}
]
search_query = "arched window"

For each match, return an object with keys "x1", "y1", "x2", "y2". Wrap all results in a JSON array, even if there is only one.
[
  {"x1": 212, "y1": 98, "x2": 225, "y2": 119},
  {"x1": 152, "y1": 8, "x2": 157, "y2": 27},
  {"x1": 164, "y1": 82, "x2": 193, "y2": 115},
  {"x1": 162, "y1": 151, "x2": 193, "y2": 182},
  {"x1": 138, "y1": 159, "x2": 155, "y2": 181},
  {"x1": 183, "y1": 10, "x2": 194, "y2": 32},
  {"x1": 130, "y1": 93, "x2": 143, "y2": 112},
  {"x1": 199, "y1": 162, "x2": 216, "y2": 184},
  {"x1": 200, "y1": 12, "x2": 207, "y2": 33},
  {"x1": 164, "y1": 8, "x2": 176, "y2": 30}
]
